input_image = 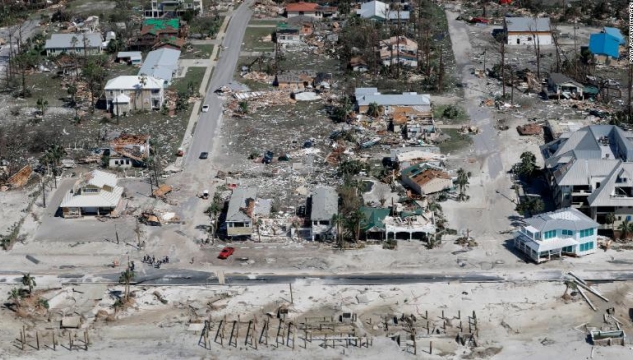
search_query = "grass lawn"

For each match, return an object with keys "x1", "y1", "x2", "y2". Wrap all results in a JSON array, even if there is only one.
[
  {"x1": 233, "y1": 57, "x2": 274, "y2": 91},
  {"x1": 433, "y1": 104, "x2": 469, "y2": 124},
  {"x1": 170, "y1": 67, "x2": 206, "y2": 94},
  {"x1": 181, "y1": 45, "x2": 215, "y2": 60},
  {"x1": 27, "y1": 73, "x2": 66, "y2": 107},
  {"x1": 248, "y1": 20, "x2": 281, "y2": 26},
  {"x1": 438, "y1": 129, "x2": 473, "y2": 154},
  {"x1": 242, "y1": 27, "x2": 275, "y2": 52}
]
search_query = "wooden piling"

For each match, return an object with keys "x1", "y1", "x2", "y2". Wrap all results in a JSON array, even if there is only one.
[
  {"x1": 69, "y1": 332, "x2": 72, "y2": 350},
  {"x1": 20, "y1": 330, "x2": 24, "y2": 351},
  {"x1": 36, "y1": 331, "x2": 39, "y2": 350},
  {"x1": 442, "y1": 310, "x2": 444, "y2": 319},
  {"x1": 458, "y1": 310, "x2": 461, "y2": 319},
  {"x1": 52, "y1": 331, "x2": 56, "y2": 351},
  {"x1": 427, "y1": 320, "x2": 430, "y2": 335},
  {"x1": 430, "y1": 340, "x2": 433, "y2": 355}
]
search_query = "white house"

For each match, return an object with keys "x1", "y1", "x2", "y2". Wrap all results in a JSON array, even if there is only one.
[
  {"x1": 504, "y1": 17, "x2": 552, "y2": 46},
  {"x1": 514, "y1": 207, "x2": 598, "y2": 263},
  {"x1": 145, "y1": 0, "x2": 204, "y2": 18},
  {"x1": 309, "y1": 186, "x2": 338, "y2": 241},
  {"x1": 44, "y1": 33, "x2": 104, "y2": 56},
  {"x1": 60, "y1": 170, "x2": 124, "y2": 218},
  {"x1": 356, "y1": 1, "x2": 410, "y2": 23},
  {"x1": 104, "y1": 76, "x2": 165, "y2": 114}
]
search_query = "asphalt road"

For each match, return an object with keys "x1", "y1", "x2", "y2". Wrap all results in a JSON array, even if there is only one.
[
  {"x1": 0, "y1": 19, "x2": 40, "y2": 76},
  {"x1": 183, "y1": 0, "x2": 254, "y2": 171}
]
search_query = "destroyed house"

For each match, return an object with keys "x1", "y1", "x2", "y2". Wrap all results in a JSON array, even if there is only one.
[
  {"x1": 514, "y1": 207, "x2": 598, "y2": 263},
  {"x1": 400, "y1": 163, "x2": 451, "y2": 195},
  {"x1": 274, "y1": 70, "x2": 316, "y2": 89},
  {"x1": 60, "y1": 170, "x2": 124, "y2": 218},
  {"x1": 275, "y1": 22, "x2": 312, "y2": 44},
  {"x1": 504, "y1": 17, "x2": 552, "y2": 46},
  {"x1": 309, "y1": 186, "x2": 338, "y2": 241},
  {"x1": 384, "y1": 208, "x2": 436, "y2": 241},
  {"x1": 540, "y1": 125, "x2": 633, "y2": 229},
  {"x1": 378, "y1": 37, "x2": 418, "y2": 67},
  {"x1": 116, "y1": 51, "x2": 143, "y2": 65},
  {"x1": 361, "y1": 207, "x2": 390, "y2": 240},
  {"x1": 355, "y1": 1, "x2": 410, "y2": 23},
  {"x1": 547, "y1": 73, "x2": 585, "y2": 99},
  {"x1": 145, "y1": 0, "x2": 204, "y2": 18},
  {"x1": 355, "y1": 88, "x2": 431, "y2": 116},
  {"x1": 44, "y1": 33, "x2": 103, "y2": 56}
]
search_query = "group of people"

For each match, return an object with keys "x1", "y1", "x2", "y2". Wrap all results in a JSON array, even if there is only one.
[{"x1": 142, "y1": 255, "x2": 169, "y2": 269}]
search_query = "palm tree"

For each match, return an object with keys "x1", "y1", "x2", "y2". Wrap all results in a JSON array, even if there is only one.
[
  {"x1": 517, "y1": 151, "x2": 537, "y2": 180},
  {"x1": 331, "y1": 213, "x2": 344, "y2": 248},
  {"x1": 367, "y1": 102, "x2": 382, "y2": 117},
  {"x1": 618, "y1": 219, "x2": 631, "y2": 240},
  {"x1": 7, "y1": 287, "x2": 21, "y2": 308},
  {"x1": 70, "y1": 36, "x2": 79, "y2": 80},
  {"x1": 455, "y1": 168, "x2": 471, "y2": 202},
  {"x1": 238, "y1": 101, "x2": 249, "y2": 114},
  {"x1": 605, "y1": 212, "x2": 616, "y2": 239},
  {"x1": 345, "y1": 209, "x2": 364, "y2": 243},
  {"x1": 21, "y1": 273, "x2": 36, "y2": 295},
  {"x1": 256, "y1": 218, "x2": 263, "y2": 243},
  {"x1": 41, "y1": 145, "x2": 66, "y2": 188},
  {"x1": 207, "y1": 193, "x2": 223, "y2": 239},
  {"x1": 118, "y1": 268, "x2": 135, "y2": 302}
]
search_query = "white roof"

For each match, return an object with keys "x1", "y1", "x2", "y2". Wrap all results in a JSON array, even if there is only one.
[
  {"x1": 356, "y1": 1, "x2": 410, "y2": 20},
  {"x1": 45, "y1": 33, "x2": 103, "y2": 49},
  {"x1": 524, "y1": 236, "x2": 579, "y2": 252},
  {"x1": 117, "y1": 51, "x2": 142, "y2": 60},
  {"x1": 396, "y1": 150, "x2": 444, "y2": 163},
  {"x1": 86, "y1": 170, "x2": 117, "y2": 188},
  {"x1": 105, "y1": 76, "x2": 163, "y2": 90},
  {"x1": 60, "y1": 170, "x2": 123, "y2": 208}
]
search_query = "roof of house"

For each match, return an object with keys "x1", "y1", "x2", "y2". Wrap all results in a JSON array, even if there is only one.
[
  {"x1": 60, "y1": 170, "x2": 123, "y2": 208},
  {"x1": 504, "y1": 17, "x2": 551, "y2": 32},
  {"x1": 142, "y1": 18, "x2": 180, "y2": 35},
  {"x1": 554, "y1": 158, "x2": 618, "y2": 186},
  {"x1": 105, "y1": 75, "x2": 164, "y2": 90},
  {"x1": 276, "y1": 70, "x2": 316, "y2": 83},
  {"x1": 117, "y1": 51, "x2": 142, "y2": 60},
  {"x1": 355, "y1": 89, "x2": 431, "y2": 107},
  {"x1": 541, "y1": 126, "x2": 633, "y2": 177},
  {"x1": 286, "y1": 2, "x2": 319, "y2": 12},
  {"x1": 310, "y1": 186, "x2": 338, "y2": 221},
  {"x1": 349, "y1": 56, "x2": 368, "y2": 67},
  {"x1": 401, "y1": 163, "x2": 445, "y2": 178},
  {"x1": 549, "y1": 72, "x2": 584, "y2": 89},
  {"x1": 407, "y1": 168, "x2": 451, "y2": 191},
  {"x1": 603, "y1": 27, "x2": 625, "y2": 45},
  {"x1": 589, "y1": 33, "x2": 620, "y2": 58},
  {"x1": 390, "y1": 146, "x2": 440, "y2": 161},
  {"x1": 587, "y1": 161, "x2": 633, "y2": 207},
  {"x1": 45, "y1": 33, "x2": 103, "y2": 49},
  {"x1": 226, "y1": 187, "x2": 258, "y2": 222},
  {"x1": 356, "y1": 1, "x2": 410, "y2": 20},
  {"x1": 361, "y1": 207, "x2": 390, "y2": 231},
  {"x1": 379, "y1": 36, "x2": 418, "y2": 49},
  {"x1": 138, "y1": 48, "x2": 181, "y2": 83},
  {"x1": 523, "y1": 207, "x2": 598, "y2": 233}
]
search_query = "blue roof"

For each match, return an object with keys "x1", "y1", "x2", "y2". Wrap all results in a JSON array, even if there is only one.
[
  {"x1": 138, "y1": 48, "x2": 181, "y2": 85},
  {"x1": 603, "y1": 27, "x2": 625, "y2": 45},
  {"x1": 589, "y1": 33, "x2": 619, "y2": 59}
]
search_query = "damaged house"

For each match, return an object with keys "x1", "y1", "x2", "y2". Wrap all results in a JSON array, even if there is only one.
[
  {"x1": 355, "y1": 1, "x2": 410, "y2": 23},
  {"x1": 132, "y1": 18, "x2": 187, "y2": 50},
  {"x1": 274, "y1": 70, "x2": 316, "y2": 89},
  {"x1": 60, "y1": 170, "x2": 125, "y2": 218},
  {"x1": 400, "y1": 163, "x2": 452, "y2": 196},
  {"x1": 285, "y1": 2, "x2": 337, "y2": 19},
  {"x1": 225, "y1": 187, "x2": 271, "y2": 238},
  {"x1": 275, "y1": 22, "x2": 312, "y2": 45},
  {"x1": 145, "y1": 0, "x2": 204, "y2": 18},
  {"x1": 378, "y1": 36, "x2": 418, "y2": 68},
  {"x1": 44, "y1": 33, "x2": 104, "y2": 56},
  {"x1": 308, "y1": 186, "x2": 338, "y2": 241},
  {"x1": 355, "y1": 88, "x2": 431, "y2": 116},
  {"x1": 108, "y1": 134, "x2": 150, "y2": 169},
  {"x1": 384, "y1": 204, "x2": 436, "y2": 241},
  {"x1": 546, "y1": 73, "x2": 585, "y2": 100},
  {"x1": 514, "y1": 207, "x2": 598, "y2": 263},
  {"x1": 138, "y1": 48, "x2": 181, "y2": 86}
]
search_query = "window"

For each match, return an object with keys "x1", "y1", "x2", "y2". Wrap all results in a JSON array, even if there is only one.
[
  {"x1": 543, "y1": 230, "x2": 556, "y2": 239},
  {"x1": 562, "y1": 246, "x2": 573, "y2": 253},
  {"x1": 579, "y1": 228, "x2": 595, "y2": 238},
  {"x1": 579, "y1": 242, "x2": 594, "y2": 252},
  {"x1": 527, "y1": 37, "x2": 532, "y2": 41},
  {"x1": 628, "y1": 215, "x2": 632, "y2": 221},
  {"x1": 151, "y1": 89, "x2": 160, "y2": 94},
  {"x1": 562, "y1": 229, "x2": 573, "y2": 236}
]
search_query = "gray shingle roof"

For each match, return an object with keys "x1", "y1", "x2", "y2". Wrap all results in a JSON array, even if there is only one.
[
  {"x1": 45, "y1": 33, "x2": 103, "y2": 49},
  {"x1": 525, "y1": 207, "x2": 598, "y2": 233},
  {"x1": 505, "y1": 17, "x2": 551, "y2": 32},
  {"x1": 226, "y1": 187, "x2": 257, "y2": 222},
  {"x1": 555, "y1": 158, "x2": 618, "y2": 186},
  {"x1": 355, "y1": 90, "x2": 431, "y2": 107},
  {"x1": 138, "y1": 48, "x2": 181, "y2": 83},
  {"x1": 549, "y1": 73, "x2": 584, "y2": 89},
  {"x1": 310, "y1": 186, "x2": 338, "y2": 221}
]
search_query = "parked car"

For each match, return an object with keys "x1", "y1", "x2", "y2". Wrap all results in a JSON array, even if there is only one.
[
  {"x1": 199, "y1": 152, "x2": 209, "y2": 159},
  {"x1": 218, "y1": 246, "x2": 235, "y2": 259},
  {"x1": 201, "y1": 104, "x2": 210, "y2": 112}
]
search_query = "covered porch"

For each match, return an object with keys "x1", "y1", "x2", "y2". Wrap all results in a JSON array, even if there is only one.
[{"x1": 514, "y1": 235, "x2": 579, "y2": 263}]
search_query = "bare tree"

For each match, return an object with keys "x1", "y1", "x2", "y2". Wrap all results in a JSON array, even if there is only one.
[{"x1": 529, "y1": 18, "x2": 541, "y2": 82}]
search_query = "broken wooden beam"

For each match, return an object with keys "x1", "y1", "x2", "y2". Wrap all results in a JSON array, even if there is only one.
[
  {"x1": 576, "y1": 286, "x2": 597, "y2": 311},
  {"x1": 573, "y1": 280, "x2": 609, "y2": 302},
  {"x1": 568, "y1": 272, "x2": 588, "y2": 286}
]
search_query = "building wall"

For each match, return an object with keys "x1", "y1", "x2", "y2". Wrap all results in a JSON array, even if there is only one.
[
  {"x1": 109, "y1": 158, "x2": 134, "y2": 169},
  {"x1": 277, "y1": 34, "x2": 303, "y2": 44},
  {"x1": 46, "y1": 47, "x2": 102, "y2": 57},
  {"x1": 227, "y1": 221, "x2": 253, "y2": 236},
  {"x1": 106, "y1": 88, "x2": 165, "y2": 111},
  {"x1": 287, "y1": 11, "x2": 320, "y2": 18},
  {"x1": 507, "y1": 33, "x2": 552, "y2": 46},
  {"x1": 401, "y1": 175, "x2": 422, "y2": 194},
  {"x1": 420, "y1": 178, "x2": 452, "y2": 195}
]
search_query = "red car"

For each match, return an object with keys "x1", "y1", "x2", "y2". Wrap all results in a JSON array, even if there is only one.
[{"x1": 218, "y1": 247, "x2": 235, "y2": 259}]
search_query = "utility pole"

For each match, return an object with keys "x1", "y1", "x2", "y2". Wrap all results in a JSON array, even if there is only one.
[
  {"x1": 41, "y1": 179, "x2": 46, "y2": 208},
  {"x1": 482, "y1": 49, "x2": 486, "y2": 74},
  {"x1": 628, "y1": 61, "x2": 632, "y2": 122}
]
